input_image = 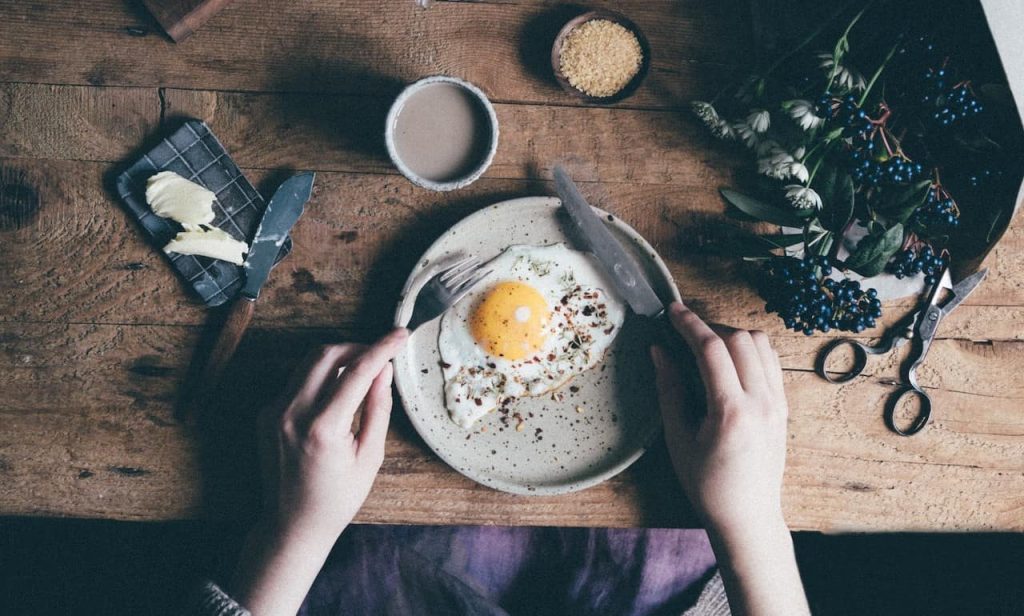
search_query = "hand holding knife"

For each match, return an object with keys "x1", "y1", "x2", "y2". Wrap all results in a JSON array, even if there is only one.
[
  {"x1": 553, "y1": 165, "x2": 700, "y2": 382},
  {"x1": 553, "y1": 165, "x2": 671, "y2": 321}
]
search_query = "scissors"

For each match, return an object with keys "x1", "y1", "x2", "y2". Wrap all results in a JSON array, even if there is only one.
[{"x1": 815, "y1": 266, "x2": 988, "y2": 436}]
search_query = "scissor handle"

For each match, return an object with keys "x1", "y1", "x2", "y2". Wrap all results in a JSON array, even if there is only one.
[
  {"x1": 815, "y1": 338, "x2": 875, "y2": 383},
  {"x1": 884, "y1": 385, "x2": 932, "y2": 436}
]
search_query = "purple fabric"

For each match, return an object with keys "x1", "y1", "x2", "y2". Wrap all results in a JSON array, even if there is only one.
[{"x1": 298, "y1": 525, "x2": 716, "y2": 616}]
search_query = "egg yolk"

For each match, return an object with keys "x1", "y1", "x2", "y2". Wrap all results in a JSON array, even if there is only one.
[{"x1": 470, "y1": 281, "x2": 550, "y2": 361}]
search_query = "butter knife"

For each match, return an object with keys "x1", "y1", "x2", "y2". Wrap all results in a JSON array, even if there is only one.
[
  {"x1": 181, "y1": 172, "x2": 315, "y2": 416},
  {"x1": 553, "y1": 166, "x2": 666, "y2": 318}
]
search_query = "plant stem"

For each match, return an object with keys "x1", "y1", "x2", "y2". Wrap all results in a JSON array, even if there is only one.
[
  {"x1": 825, "y1": 4, "x2": 871, "y2": 91},
  {"x1": 858, "y1": 42, "x2": 900, "y2": 106},
  {"x1": 807, "y1": 154, "x2": 826, "y2": 185},
  {"x1": 800, "y1": 140, "x2": 825, "y2": 163}
]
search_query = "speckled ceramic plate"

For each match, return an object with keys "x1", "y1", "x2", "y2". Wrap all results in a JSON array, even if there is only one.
[{"x1": 393, "y1": 196, "x2": 680, "y2": 495}]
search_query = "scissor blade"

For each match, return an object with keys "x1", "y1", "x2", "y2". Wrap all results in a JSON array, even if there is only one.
[{"x1": 942, "y1": 268, "x2": 988, "y2": 315}]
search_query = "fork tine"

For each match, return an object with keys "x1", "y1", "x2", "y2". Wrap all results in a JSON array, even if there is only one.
[
  {"x1": 439, "y1": 256, "x2": 478, "y2": 283},
  {"x1": 444, "y1": 259, "x2": 485, "y2": 290},
  {"x1": 451, "y1": 268, "x2": 493, "y2": 296}
]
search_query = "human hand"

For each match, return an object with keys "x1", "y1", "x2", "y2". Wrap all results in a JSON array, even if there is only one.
[
  {"x1": 260, "y1": 328, "x2": 409, "y2": 543},
  {"x1": 232, "y1": 329, "x2": 408, "y2": 616},
  {"x1": 651, "y1": 301, "x2": 788, "y2": 542}
]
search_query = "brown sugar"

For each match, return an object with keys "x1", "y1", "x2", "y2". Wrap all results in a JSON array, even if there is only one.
[{"x1": 559, "y1": 19, "x2": 643, "y2": 97}]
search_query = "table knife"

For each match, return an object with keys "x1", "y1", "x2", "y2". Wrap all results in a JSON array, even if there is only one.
[
  {"x1": 553, "y1": 166, "x2": 666, "y2": 318},
  {"x1": 182, "y1": 172, "x2": 315, "y2": 414},
  {"x1": 553, "y1": 165, "x2": 702, "y2": 393}
]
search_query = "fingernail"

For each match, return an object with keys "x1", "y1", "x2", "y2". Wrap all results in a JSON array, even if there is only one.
[{"x1": 670, "y1": 301, "x2": 686, "y2": 315}]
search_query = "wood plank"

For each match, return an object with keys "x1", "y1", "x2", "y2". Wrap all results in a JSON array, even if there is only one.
[
  {"x1": 2, "y1": 157, "x2": 1023, "y2": 339},
  {"x1": 1, "y1": 322, "x2": 1021, "y2": 528},
  {"x1": 0, "y1": 0, "x2": 748, "y2": 110},
  {"x1": 0, "y1": 84, "x2": 159, "y2": 162},
  {"x1": 142, "y1": 0, "x2": 236, "y2": 42},
  {"x1": 1, "y1": 82, "x2": 743, "y2": 185},
  {"x1": 160, "y1": 87, "x2": 742, "y2": 185}
]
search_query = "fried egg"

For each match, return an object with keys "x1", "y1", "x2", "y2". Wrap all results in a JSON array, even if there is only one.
[{"x1": 438, "y1": 243, "x2": 626, "y2": 429}]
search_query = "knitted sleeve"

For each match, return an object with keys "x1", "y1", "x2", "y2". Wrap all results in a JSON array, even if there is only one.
[
  {"x1": 682, "y1": 570, "x2": 732, "y2": 616},
  {"x1": 184, "y1": 582, "x2": 250, "y2": 616}
]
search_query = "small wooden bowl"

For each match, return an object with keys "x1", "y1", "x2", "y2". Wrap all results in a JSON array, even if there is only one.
[{"x1": 551, "y1": 9, "x2": 651, "y2": 104}]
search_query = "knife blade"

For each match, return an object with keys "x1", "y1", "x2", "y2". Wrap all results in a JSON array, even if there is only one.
[
  {"x1": 553, "y1": 166, "x2": 665, "y2": 318},
  {"x1": 242, "y1": 171, "x2": 315, "y2": 299},
  {"x1": 179, "y1": 172, "x2": 315, "y2": 418}
]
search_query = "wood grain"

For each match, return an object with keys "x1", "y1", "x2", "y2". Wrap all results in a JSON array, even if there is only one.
[
  {"x1": 142, "y1": 0, "x2": 236, "y2": 42},
  {"x1": 0, "y1": 0, "x2": 747, "y2": 109},
  {"x1": 1, "y1": 322, "x2": 1021, "y2": 529},
  {"x1": 1, "y1": 157, "x2": 1022, "y2": 339},
  {"x1": 0, "y1": 83, "x2": 158, "y2": 162},
  {"x1": 2, "y1": 0, "x2": 1023, "y2": 530}
]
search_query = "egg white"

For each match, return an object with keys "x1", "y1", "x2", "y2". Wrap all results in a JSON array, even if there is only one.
[{"x1": 438, "y1": 243, "x2": 626, "y2": 429}]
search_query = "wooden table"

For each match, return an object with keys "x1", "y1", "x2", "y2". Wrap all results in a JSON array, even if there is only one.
[{"x1": 1, "y1": 0, "x2": 1022, "y2": 532}]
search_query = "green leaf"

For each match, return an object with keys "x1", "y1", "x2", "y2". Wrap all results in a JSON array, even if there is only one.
[
  {"x1": 845, "y1": 223, "x2": 904, "y2": 277},
  {"x1": 719, "y1": 188, "x2": 806, "y2": 228},
  {"x1": 876, "y1": 180, "x2": 931, "y2": 224},
  {"x1": 823, "y1": 126, "x2": 845, "y2": 141},
  {"x1": 813, "y1": 166, "x2": 855, "y2": 233}
]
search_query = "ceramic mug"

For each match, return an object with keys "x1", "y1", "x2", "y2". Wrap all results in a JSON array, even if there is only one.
[{"x1": 385, "y1": 75, "x2": 500, "y2": 192}]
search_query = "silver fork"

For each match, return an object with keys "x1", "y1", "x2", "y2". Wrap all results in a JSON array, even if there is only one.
[{"x1": 406, "y1": 256, "x2": 491, "y2": 331}]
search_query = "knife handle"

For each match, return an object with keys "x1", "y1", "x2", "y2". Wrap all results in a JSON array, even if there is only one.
[
  {"x1": 204, "y1": 296, "x2": 256, "y2": 384},
  {"x1": 179, "y1": 297, "x2": 255, "y2": 419}
]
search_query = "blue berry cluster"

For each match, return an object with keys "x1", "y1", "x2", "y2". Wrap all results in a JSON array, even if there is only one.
[
  {"x1": 887, "y1": 245, "x2": 948, "y2": 285},
  {"x1": 933, "y1": 84, "x2": 983, "y2": 126},
  {"x1": 760, "y1": 257, "x2": 882, "y2": 335},
  {"x1": 895, "y1": 35, "x2": 984, "y2": 128},
  {"x1": 848, "y1": 151, "x2": 925, "y2": 186},
  {"x1": 834, "y1": 95, "x2": 874, "y2": 138},
  {"x1": 908, "y1": 189, "x2": 959, "y2": 236},
  {"x1": 918, "y1": 67, "x2": 949, "y2": 107}
]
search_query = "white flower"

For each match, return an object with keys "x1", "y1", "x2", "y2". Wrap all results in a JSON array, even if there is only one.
[
  {"x1": 837, "y1": 68, "x2": 866, "y2": 91},
  {"x1": 691, "y1": 101, "x2": 721, "y2": 130},
  {"x1": 692, "y1": 100, "x2": 716, "y2": 123},
  {"x1": 757, "y1": 147, "x2": 809, "y2": 183},
  {"x1": 785, "y1": 184, "x2": 822, "y2": 210},
  {"x1": 710, "y1": 118, "x2": 735, "y2": 140},
  {"x1": 747, "y1": 109, "x2": 770, "y2": 133},
  {"x1": 732, "y1": 121, "x2": 759, "y2": 148},
  {"x1": 818, "y1": 54, "x2": 865, "y2": 92},
  {"x1": 758, "y1": 149, "x2": 793, "y2": 179},
  {"x1": 785, "y1": 99, "x2": 825, "y2": 130},
  {"x1": 787, "y1": 161, "x2": 810, "y2": 183}
]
